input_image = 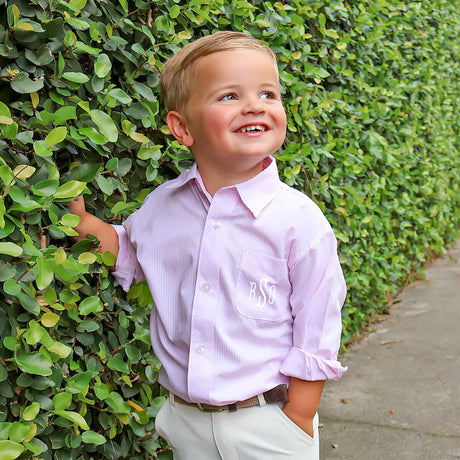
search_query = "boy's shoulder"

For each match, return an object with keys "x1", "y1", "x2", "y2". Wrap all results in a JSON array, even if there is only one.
[
  {"x1": 273, "y1": 182, "x2": 334, "y2": 239},
  {"x1": 278, "y1": 182, "x2": 328, "y2": 218},
  {"x1": 123, "y1": 169, "x2": 193, "y2": 227},
  {"x1": 138, "y1": 168, "x2": 195, "y2": 205}
]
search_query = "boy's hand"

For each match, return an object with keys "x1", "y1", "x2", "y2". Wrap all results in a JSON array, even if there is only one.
[
  {"x1": 65, "y1": 195, "x2": 119, "y2": 260},
  {"x1": 282, "y1": 377, "x2": 325, "y2": 439},
  {"x1": 68, "y1": 195, "x2": 86, "y2": 218},
  {"x1": 282, "y1": 405, "x2": 314, "y2": 438}
]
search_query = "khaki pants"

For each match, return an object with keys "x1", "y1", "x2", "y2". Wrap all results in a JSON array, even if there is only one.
[{"x1": 155, "y1": 397, "x2": 320, "y2": 459}]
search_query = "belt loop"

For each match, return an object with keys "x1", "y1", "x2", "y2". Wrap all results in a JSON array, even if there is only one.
[
  {"x1": 257, "y1": 393, "x2": 266, "y2": 407},
  {"x1": 169, "y1": 391, "x2": 177, "y2": 406}
]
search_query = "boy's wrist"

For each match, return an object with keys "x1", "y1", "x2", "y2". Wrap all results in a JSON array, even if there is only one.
[{"x1": 281, "y1": 404, "x2": 315, "y2": 438}]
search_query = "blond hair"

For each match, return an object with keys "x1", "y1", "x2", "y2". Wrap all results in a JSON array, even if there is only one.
[{"x1": 160, "y1": 31, "x2": 277, "y2": 111}]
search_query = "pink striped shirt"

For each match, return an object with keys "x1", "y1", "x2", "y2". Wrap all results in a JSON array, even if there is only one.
[{"x1": 112, "y1": 157, "x2": 347, "y2": 405}]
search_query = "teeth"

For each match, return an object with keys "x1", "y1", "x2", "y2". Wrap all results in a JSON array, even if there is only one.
[{"x1": 239, "y1": 125, "x2": 265, "y2": 133}]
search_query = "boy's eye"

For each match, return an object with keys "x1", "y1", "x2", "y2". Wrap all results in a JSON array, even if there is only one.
[
  {"x1": 220, "y1": 93, "x2": 237, "y2": 101},
  {"x1": 260, "y1": 91, "x2": 275, "y2": 100}
]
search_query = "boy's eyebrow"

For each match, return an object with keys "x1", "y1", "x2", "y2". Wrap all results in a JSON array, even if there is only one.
[{"x1": 209, "y1": 82, "x2": 281, "y2": 94}]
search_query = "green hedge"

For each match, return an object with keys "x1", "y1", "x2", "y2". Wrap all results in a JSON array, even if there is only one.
[{"x1": 0, "y1": 0, "x2": 458, "y2": 458}]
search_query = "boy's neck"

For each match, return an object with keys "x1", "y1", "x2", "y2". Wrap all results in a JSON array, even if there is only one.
[{"x1": 196, "y1": 158, "x2": 267, "y2": 196}]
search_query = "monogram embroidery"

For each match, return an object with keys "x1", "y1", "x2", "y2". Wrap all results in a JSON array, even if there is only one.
[{"x1": 249, "y1": 278, "x2": 277, "y2": 308}]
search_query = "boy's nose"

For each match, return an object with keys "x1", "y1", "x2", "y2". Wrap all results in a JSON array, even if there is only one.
[{"x1": 241, "y1": 96, "x2": 265, "y2": 115}]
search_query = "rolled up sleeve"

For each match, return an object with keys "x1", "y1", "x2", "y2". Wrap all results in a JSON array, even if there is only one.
[
  {"x1": 111, "y1": 224, "x2": 145, "y2": 292},
  {"x1": 280, "y1": 231, "x2": 347, "y2": 381}
]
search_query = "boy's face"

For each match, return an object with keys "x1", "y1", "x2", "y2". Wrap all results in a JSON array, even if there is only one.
[{"x1": 173, "y1": 49, "x2": 287, "y2": 174}]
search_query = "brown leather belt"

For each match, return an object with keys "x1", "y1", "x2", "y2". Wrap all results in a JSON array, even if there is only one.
[{"x1": 172, "y1": 384, "x2": 288, "y2": 412}]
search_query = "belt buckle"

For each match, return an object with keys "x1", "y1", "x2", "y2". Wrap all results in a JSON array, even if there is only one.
[{"x1": 196, "y1": 402, "x2": 224, "y2": 412}]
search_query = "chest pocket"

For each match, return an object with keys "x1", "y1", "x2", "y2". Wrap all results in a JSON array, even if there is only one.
[{"x1": 235, "y1": 251, "x2": 291, "y2": 322}]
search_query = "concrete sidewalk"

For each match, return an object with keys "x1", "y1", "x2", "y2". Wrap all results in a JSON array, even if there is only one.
[{"x1": 319, "y1": 240, "x2": 460, "y2": 460}]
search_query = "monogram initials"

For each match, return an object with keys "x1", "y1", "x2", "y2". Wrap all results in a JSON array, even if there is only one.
[{"x1": 249, "y1": 278, "x2": 276, "y2": 308}]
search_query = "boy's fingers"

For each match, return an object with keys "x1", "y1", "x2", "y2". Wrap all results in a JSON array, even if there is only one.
[{"x1": 68, "y1": 195, "x2": 85, "y2": 213}]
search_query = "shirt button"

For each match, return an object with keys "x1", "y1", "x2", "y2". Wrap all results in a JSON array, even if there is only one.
[
  {"x1": 197, "y1": 346, "x2": 205, "y2": 354},
  {"x1": 202, "y1": 283, "x2": 210, "y2": 292},
  {"x1": 212, "y1": 220, "x2": 221, "y2": 229}
]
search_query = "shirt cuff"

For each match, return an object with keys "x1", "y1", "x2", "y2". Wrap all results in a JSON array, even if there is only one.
[
  {"x1": 280, "y1": 347, "x2": 348, "y2": 381},
  {"x1": 111, "y1": 224, "x2": 135, "y2": 292}
]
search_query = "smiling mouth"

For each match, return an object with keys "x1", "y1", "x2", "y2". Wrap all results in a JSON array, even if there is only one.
[{"x1": 237, "y1": 125, "x2": 266, "y2": 133}]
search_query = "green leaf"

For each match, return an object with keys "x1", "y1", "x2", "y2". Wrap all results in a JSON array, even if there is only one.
[
  {"x1": 101, "y1": 251, "x2": 116, "y2": 266},
  {"x1": 66, "y1": 371, "x2": 93, "y2": 396},
  {"x1": 15, "y1": 353, "x2": 53, "y2": 376},
  {"x1": 79, "y1": 126, "x2": 107, "y2": 144},
  {"x1": 0, "y1": 242, "x2": 23, "y2": 257},
  {"x1": 78, "y1": 296, "x2": 104, "y2": 315},
  {"x1": 33, "y1": 141, "x2": 53, "y2": 157},
  {"x1": 0, "y1": 116, "x2": 13, "y2": 125},
  {"x1": 62, "y1": 72, "x2": 90, "y2": 83},
  {"x1": 23, "y1": 320, "x2": 45, "y2": 345},
  {"x1": 0, "y1": 440, "x2": 25, "y2": 460},
  {"x1": 4, "y1": 337, "x2": 20, "y2": 352},
  {"x1": 0, "y1": 199, "x2": 6, "y2": 229},
  {"x1": 22, "y1": 402, "x2": 40, "y2": 421},
  {"x1": 82, "y1": 430, "x2": 106, "y2": 445},
  {"x1": 53, "y1": 106, "x2": 77, "y2": 125},
  {"x1": 94, "y1": 53, "x2": 112, "y2": 78},
  {"x1": 3, "y1": 279, "x2": 21, "y2": 296},
  {"x1": 41, "y1": 312, "x2": 60, "y2": 327},
  {"x1": 25, "y1": 46, "x2": 53, "y2": 66},
  {"x1": 17, "y1": 292, "x2": 40, "y2": 315},
  {"x1": 11, "y1": 73, "x2": 44, "y2": 93},
  {"x1": 8, "y1": 422, "x2": 30, "y2": 442},
  {"x1": 0, "y1": 165, "x2": 13, "y2": 185},
  {"x1": 54, "y1": 181, "x2": 87, "y2": 200},
  {"x1": 0, "y1": 420, "x2": 11, "y2": 437},
  {"x1": 32, "y1": 179, "x2": 59, "y2": 197},
  {"x1": 0, "y1": 101, "x2": 11, "y2": 117},
  {"x1": 61, "y1": 213, "x2": 81, "y2": 227},
  {"x1": 105, "y1": 391, "x2": 130, "y2": 414},
  {"x1": 35, "y1": 257, "x2": 54, "y2": 290},
  {"x1": 54, "y1": 411, "x2": 89, "y2": 430},
  {"x1": 118, "y1": 0, "x2": 128, "y2": 13},
  {"x1": 53, "y1": 392, "x2": 72, "y2": 411},
  {"x1": 95, "y1": 174, "x2": 116, "y2": 195},
  {"x1": 78, "y1": 252, "x2": 97, "y2": 264},
  {"x1": 90, "y1": 109, "x2": 118, "y2": 142},
  {"x1": 170, "y1": 5, "x2": 181, "y2": 18},
  {"x1": 94, "y1": 382, "x2": 112, "y2": 400},
  {"x1": 13, "y1": 165, "x2": 35, "y2": 179},
  {"x1": 2, "y1": 122, "x2": 18, "y2": 140},
  {"x1": 325, "y1": 28, "x2": 339, "y2": 39},
  {"x1": 69, "y1": 0, "x2": 88, "y2": 11},
  {"x1": 75, "y1": 41, "x2": 101, "y2": 55},
  {"x1": 45, "y1": 126, "x2": 67, "y2": 146},
  {"x1": 67, "y1": 17, "x2": 90, "y2": 30},
  {"x1": 107, "y1": 354, "x2": 129, "y2": 374},
  {"x1": 132, "y1": 82, "x2": 155, "y2": 101},
  {"x1": 46, "y1": 341, "x2": 72, "y2": 358},
  {"x1": 108, "y1": 88, "x2": 132, "y2": 104},
  {"x1": 129, "y1": 132, "x2": 150, "y2": 144}
]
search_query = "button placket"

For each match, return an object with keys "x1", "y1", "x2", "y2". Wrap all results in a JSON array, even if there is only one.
[{"x1": 188, "y1": 193, "x2": 234, "y2": 401}]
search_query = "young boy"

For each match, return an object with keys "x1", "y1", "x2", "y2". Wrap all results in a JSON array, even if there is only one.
[{"x1": 70, "y1": 31, "x2": 347, "y2": 459}]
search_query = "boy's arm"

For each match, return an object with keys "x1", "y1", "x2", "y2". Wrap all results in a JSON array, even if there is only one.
[
  {"x1": 282, "y1": 378, "x2": 325, "y2": 438},
  {"x1": 69, "y1": 196, "x2": 119, "y2": 260}
]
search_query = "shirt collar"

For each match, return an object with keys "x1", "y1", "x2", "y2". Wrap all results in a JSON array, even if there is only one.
[
  {"x1": 164, "y1": 156, "x2": 281, "y2": 218},
  {"x1": 231, "y1": 156, "x2": 281, "y2": 218}
]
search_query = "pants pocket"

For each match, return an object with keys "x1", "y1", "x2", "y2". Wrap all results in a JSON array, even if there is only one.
[
  {"x1": 275, "y1": 405, "x2": 317, "y2": 444},
  {"x1": 154, "y1": 398, "x2": 169, "y2": 439}
]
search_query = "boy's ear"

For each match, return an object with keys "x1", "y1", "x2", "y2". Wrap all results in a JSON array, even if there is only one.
[{"x1": 166, "y1": 111, "x2": 194, "y2": 147}]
